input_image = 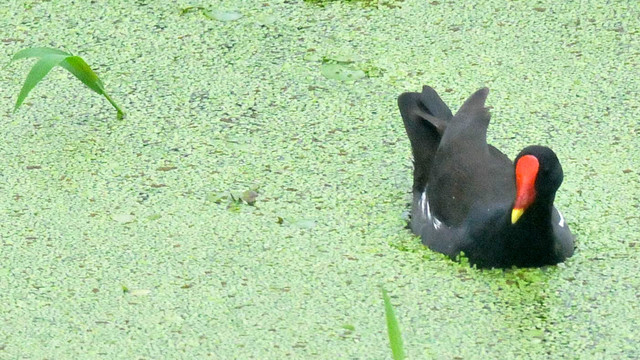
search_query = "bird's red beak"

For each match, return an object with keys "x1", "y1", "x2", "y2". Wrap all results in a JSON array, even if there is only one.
[{"x1": 511, "y1": 155, "x2": 539, "y2": 224}]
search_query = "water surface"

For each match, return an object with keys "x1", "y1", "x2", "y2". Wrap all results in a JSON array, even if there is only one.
[{"x1": 1, "y1": 0, "x2": 638, "y2": 358}]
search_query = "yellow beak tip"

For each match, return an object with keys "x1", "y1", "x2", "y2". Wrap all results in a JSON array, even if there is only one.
[{"x1": 511, "y1": 208, "x2": 524, "y2": 224}]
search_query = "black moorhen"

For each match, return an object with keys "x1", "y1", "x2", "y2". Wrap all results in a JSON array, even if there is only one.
[{"x1": 399, "y1": 86, "x2": 575, "y2": 268}]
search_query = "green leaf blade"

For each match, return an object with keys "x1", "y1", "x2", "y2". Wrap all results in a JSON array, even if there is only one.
[
  {"x1": 60, "y1": 56, "x2": 123, "y2": 118},
  {"x1": 14, "y1": 54, "x2": 70, "y2": 112},
  {"x1": 11, "y1": 47, "x2": 70, "y2": 61},
  {"x1": 103, "y1": 92, "x2": 125, "y2": 120},
  {"x1": 60, "y1": 56, "x2": 105, "y2": 95},
  {"x1": 382, "y1": 288, "x2": 405, "y2": 360},
  {"x1": 11, "y1": 46, "x2": 124, "y2": 119}
]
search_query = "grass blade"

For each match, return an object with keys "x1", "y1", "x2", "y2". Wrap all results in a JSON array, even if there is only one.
[
  {"x1": 382, "y1": 288, "x2": 405, "y2": 360},
  {"x1": 60, "y1": 56, "x2": 105, "y2": 95},
  {"x1": 14, "y1": 54, "x2": 69, "y2": 111},
  {"x1": 60, "y1": 56, "x2": 124, "y2": 119},
  {"x1": 103, "y1": 92, "x2": 124, "y2": 120},
  {"x1": 11, "y1": 46, "x2": 125, "y2": 119},
  {"x1": 11, "y1": 47, "x2": 70, "y2": 61}
]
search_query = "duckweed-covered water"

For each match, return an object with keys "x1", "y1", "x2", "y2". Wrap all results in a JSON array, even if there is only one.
[{"x1": 1, "y1": 0, "x2": 638, "y2": 358}]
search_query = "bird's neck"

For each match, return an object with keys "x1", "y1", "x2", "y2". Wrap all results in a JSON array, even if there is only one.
[{"x1": 517, "y1": 193, "x2": 556, "y2": 231}]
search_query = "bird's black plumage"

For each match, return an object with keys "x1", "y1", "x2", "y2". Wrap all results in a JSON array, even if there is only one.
[{"x1": 399, "y1": 86, "x2": 575, "y2": 268}]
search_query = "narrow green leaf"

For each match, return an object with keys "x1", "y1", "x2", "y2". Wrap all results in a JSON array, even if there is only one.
[
  {"x1": 14, "y1": 54, "x2": 70, "y2": 111},
  {"x1": 11, "y1": 47, "x2": 70, "y2": 61},
  {"x1": 60, "y1": 56, "x2": 124, "y2": 119},
  {"x1": 10, "y1": 47, "x2": 125, "y2": 119},
  {"x1": 382, "y1": 288, "x2": 405, "y2": 360},
  {"x1": 60, "y1": 56, "x2": 105, "y2": 95},
  {"x1": 103, "y1": 92, "x2": 125, "y2": 120},
  {"x1": 179, "y1": 6, "x2": 206, "y2": 15}
]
